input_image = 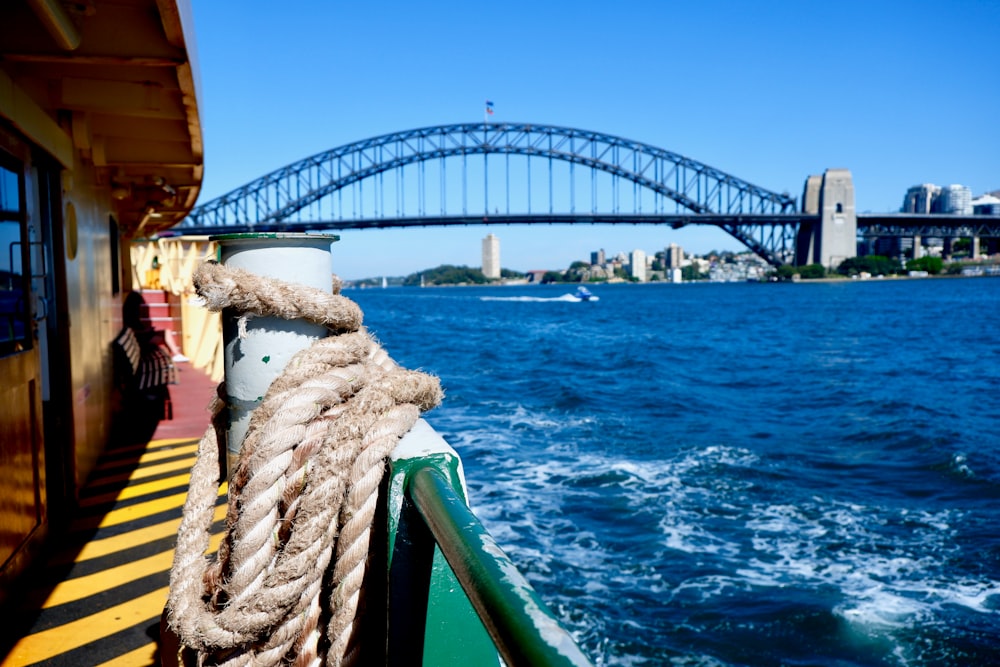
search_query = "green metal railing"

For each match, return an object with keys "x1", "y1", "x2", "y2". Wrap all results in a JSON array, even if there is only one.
[
  {"x1": 385, "y1": 420, "x2": 594, "y2": 667},
  {"x1": 409, "y1": 466, "x2": 593, "y2": 667}
]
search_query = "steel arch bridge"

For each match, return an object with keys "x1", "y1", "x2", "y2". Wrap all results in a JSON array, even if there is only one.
[{"x1": 179, "y1": 122, "x2": 801, "y2": 264}]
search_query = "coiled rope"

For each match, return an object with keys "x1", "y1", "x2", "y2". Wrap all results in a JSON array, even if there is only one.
[{"x1": 166, "y1": 262, "x2": 443, "y2": 666}]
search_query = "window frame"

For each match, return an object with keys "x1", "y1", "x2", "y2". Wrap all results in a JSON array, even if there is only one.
[{"x1": 0, "y1": 139, "x2": 32, "y2": 356}]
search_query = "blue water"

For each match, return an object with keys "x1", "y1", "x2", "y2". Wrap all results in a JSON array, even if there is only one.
[{"x1": 349, "y1": 278, "x2": 1000, "y2": 666}]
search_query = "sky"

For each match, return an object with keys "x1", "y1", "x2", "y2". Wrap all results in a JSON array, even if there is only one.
[{"x1": 189, "y1": 1, "x2": 999, "y2": 280}]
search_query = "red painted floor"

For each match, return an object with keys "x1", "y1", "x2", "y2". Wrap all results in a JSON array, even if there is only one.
[{"x1": 155, "y1": 362, "x2": 220, "y2": 441}]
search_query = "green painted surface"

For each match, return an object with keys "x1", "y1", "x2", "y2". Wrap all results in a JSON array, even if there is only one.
[
  {"x1": 423, "y1": 547, "x2": 502, "y2": 666},
  {"x1": 387, "y1": 451, "x2": 500, "y2": 666},
  {"x1": 410, "y1": 468, "x2": 593, "y2": 667}
]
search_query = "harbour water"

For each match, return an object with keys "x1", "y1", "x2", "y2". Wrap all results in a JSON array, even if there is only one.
[{"x1": 350, "y1": 277, "x2": 1000, "y2": 666}]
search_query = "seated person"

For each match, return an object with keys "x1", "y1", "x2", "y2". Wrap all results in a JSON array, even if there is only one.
[{"x1": 113, "y1": 292, "x2": 177, "y2": 440}]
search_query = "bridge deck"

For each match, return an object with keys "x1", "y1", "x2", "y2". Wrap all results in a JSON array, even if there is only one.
[{"x1": 177, "y1": 212, "x2": 1000, "y2": 237}]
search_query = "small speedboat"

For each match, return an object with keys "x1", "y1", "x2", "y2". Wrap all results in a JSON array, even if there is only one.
[{"x1": 574, "y1": 286, "x2": 598, "y2": 301}]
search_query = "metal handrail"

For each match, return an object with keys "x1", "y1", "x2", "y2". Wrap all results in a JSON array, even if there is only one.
[{"x1": 408, "y1": 465, "x2": 594, "y2": 667}]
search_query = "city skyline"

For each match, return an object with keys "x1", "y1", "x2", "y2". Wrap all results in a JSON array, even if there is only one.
[{"x1": 189, "y1": 1, "x2": 999, "y2": 280}]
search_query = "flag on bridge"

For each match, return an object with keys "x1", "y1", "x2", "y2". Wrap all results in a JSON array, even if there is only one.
[{"x1": 485, "y1": 100, "x2": 495, "y2": 115}]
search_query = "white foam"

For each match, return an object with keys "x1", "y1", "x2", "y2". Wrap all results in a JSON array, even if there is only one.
[
  {"x1": 480, "y1": 294, "x2": 592, "y2": 303},
  {"x1": 945, "y1": 582, "x2": 1000, "y2": 612},
  {"x1": 837, "y1": 589, "x2": 930, "y2": 628},
  {"x1": 950, "y1": 451, "x2": 975, "y2": 478},
  {"x1": 668, "y1": 655, "x2": 730, "y2": 667},
  {"x1": 436, "y1": 416, "x2": 1000, "y2": 661}
]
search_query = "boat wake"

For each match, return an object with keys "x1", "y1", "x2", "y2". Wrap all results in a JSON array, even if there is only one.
[{"x1": 480, "y1": 294, "x2": 599, "y2": 303}]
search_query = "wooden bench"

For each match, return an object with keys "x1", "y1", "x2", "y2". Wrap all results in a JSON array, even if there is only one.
[{"x1": 113, "y1": 326, "x2": 176, "y2": 419}]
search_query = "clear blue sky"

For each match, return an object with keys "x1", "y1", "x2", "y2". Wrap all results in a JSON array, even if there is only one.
[{"x1": 189, "y1": 1, "x2": 999, "y2": 280}]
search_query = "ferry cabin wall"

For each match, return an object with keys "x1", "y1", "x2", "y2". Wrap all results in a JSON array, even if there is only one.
[
  {"x1": 0, "y1": 117, "x2": 122, "y2": 602},
  {"x1": 0, "y1": 0, "x2": 204, "y2": 607},
  {"x1": 63, "y1": 146, "x2": 121, "y2": 489}
]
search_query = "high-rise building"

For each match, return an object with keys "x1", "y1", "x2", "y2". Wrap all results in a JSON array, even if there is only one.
[
  {"x1": 665, "y1": 243, "x2": 683, "y2": 269},
  {"x1": 939, "y1": 185, "x2": 972, "y2": 215},
  {"x1": 481, "y1": 233, "x2": 500, "y2": 279},
  {"x1": 590, "y1": 248, "x2": 606, "y2": 266},
  {"x1": 901, "y1": 184, "x2": 941, "y2": 213},
  {"x1": 629, "y1": 249, "x2": 646, "y2": 282}
]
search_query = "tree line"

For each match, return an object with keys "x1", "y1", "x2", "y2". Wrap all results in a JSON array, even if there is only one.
[
  {"x1": 401, "y1": 265, "x2": 525, "y2": 286},
  {"x1": 772, "y1": 255, "x2": 954, "y2": 280}
]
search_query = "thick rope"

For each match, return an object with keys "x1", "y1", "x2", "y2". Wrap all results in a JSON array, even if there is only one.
[{"x1": 167, "y1": 262, "x2": 442, "y2": 666}]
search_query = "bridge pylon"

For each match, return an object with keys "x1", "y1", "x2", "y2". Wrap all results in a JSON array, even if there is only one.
[{"x1": 796, "y1": 168, "x2": 857, "y2": 269}]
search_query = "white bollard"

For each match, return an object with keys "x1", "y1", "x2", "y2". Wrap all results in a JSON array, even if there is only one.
[{"x1": 213, "y1": 232, "x2": 339, "y2": 478}]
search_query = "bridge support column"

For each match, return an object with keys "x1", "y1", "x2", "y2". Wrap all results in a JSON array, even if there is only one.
[
  {"x1": 972, "y1": 236, "x2": 980, "y2": 260},
  {"x1": 913, "y1": 235, "x2": 922, "y2": 260},
  {"x1": 795, "y1": 176, "x2": 822, "y2": 266},
  {"x1": 796, "y1": 169, "x2": 857, "y2": 270}
]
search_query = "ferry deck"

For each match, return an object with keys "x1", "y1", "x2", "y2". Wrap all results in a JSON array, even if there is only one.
[{"x1": 1, "y1": 364, "x2": 220, "y2": 667}]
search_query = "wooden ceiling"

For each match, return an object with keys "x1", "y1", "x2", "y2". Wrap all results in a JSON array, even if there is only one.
[{"x1": 0, "y1": 0, "x2": 203, "y2": 235}]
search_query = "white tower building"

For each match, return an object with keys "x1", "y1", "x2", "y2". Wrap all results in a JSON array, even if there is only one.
[
  {"x1": 939, "y1": 185, "x2": 972, "y2": 215},
  {"x1": 630, "y1": 249, "x2": 647, "y2": 282},
  {"x1": 482, "y1": 233, "x2": 500, "y2": 279}
]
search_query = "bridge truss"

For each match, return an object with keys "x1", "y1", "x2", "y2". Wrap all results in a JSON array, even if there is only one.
[
  {"x1": 180, "y1": 123, "x2": 801, "y2": 265},
  {"x1": 857, "y1": 213, "x2": 1000, "y2": 239}
]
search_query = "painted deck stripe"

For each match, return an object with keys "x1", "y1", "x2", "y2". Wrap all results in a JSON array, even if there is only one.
[
  {"x1": 78, "y1": 473, "x2": 196, "y2": 508},
  {"x1": 97, "y1": 437, "x2": 199, "y2": 461},
  {"x1": 86, "y1": 456, "x2": 200, "y2": 488},
  {"x1": 92, "y1": 441, "x2": 199, "y2": 472},
  {"x1": 38, "y1": 533, "x2": 225, "y2": 607},
  {"x1": 69, "y1": 492, "x2": 190, "y2": 532},
  {"x1": 93, "y1": 643, "x2": 158, "y2": 667},
  {"x1": 2, "y1": 587, "x2": 169, "y2": 665},
  {"x1": 62, "y1": 499, "x2": 227, "y2": 564},
  {"x1": 3, "y1": 373, "x2": 224, "y2": 666},
  {"x1": 148, "y1": 437, "x2": 207, "y2": 447}
]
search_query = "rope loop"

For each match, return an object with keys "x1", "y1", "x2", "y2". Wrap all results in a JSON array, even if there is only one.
[{"x1": 167, "y1": 262, "x2": 442, "y2": 666}]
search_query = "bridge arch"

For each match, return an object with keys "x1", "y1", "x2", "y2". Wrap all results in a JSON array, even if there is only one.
[{"x1": 181, "y1": 123, "x2": 800, "y2": 263}]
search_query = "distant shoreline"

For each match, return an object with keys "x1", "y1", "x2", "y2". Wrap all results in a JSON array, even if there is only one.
[
  {"x1": 347, "y1": 273, "x2": 998, "y2": 288},
  {"x1": 777, "y1": 272, "x2": 998, "y2": 285}
]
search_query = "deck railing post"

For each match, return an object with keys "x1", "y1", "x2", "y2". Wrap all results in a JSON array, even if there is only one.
[{"x1": 212, "y1": 232, "x2": 339, "y2": 478}]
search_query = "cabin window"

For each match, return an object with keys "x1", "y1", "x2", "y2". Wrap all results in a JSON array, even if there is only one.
[
  {"x1": 836, "y1": 203, "x2": 843, "y2": 213},
  {"x1": 0, "y1": 158, "x2": 29, "y2": 355}
]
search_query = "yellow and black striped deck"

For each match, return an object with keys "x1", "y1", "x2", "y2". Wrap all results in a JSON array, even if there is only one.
[{"x1": 1, "y1": 368, "x2": 221, "y2": 667}]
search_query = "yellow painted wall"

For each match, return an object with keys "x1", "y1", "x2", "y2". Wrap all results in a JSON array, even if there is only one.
[
  {"x1": 62, "y1": 155, "x2": 118, "y2": 490},
  {"x1": 130, "y1": 238, "x2": 223, "y2": 382}
]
